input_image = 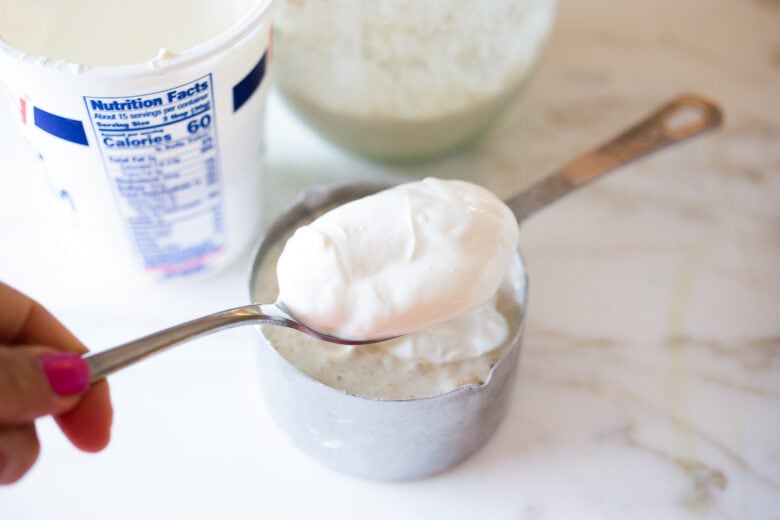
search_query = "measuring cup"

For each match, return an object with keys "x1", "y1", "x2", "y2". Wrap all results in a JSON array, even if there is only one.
[{"x1": 247, "y1": 94, "x2": 722, "y2": 480}]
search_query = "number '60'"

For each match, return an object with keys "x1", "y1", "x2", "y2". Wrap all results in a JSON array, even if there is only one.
[{"x1": 187, "y1": 114, "x2": 212, "y2": 133}]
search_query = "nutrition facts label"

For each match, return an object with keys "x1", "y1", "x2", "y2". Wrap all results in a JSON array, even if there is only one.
[{"x1": 84, "y1": 74, "x2": 224, "y2": 278}]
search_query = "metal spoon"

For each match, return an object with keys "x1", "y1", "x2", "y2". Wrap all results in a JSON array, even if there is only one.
[{"x1": 83, "y1": 93, "x2": 722, "y2": 384}]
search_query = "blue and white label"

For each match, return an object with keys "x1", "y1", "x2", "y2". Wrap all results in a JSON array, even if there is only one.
[{"x1": 84, "y1": 74, "x2": 224, "y2": 278}]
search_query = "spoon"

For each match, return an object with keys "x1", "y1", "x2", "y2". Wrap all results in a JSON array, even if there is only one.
[
  {"x1": 83, "y1": 93, "x2": 723, "y2": 384},
  {"x1": 85, "y1": 303, "x2": 383, "y2": 383}
]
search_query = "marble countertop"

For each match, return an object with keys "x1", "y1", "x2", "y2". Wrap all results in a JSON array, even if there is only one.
[{"x1": 1, "y1": 0, "x2": 778, "y2": 518}]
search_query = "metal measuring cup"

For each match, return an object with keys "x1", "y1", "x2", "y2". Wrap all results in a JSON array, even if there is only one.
[{"x1": 248, "y1": 94, "x2": 722, "y2": 480}]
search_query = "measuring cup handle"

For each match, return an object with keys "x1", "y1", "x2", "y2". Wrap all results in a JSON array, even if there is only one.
[{"x1": 505, "y1": 93, "x2": 723, "y2": 223}]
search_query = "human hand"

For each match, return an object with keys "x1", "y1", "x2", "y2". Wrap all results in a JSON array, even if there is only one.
[{"x1": 0, "y1": 282, "x2": 112, "y2": 484}]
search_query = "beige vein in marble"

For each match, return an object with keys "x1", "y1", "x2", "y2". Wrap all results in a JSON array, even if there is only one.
[{"x1": 530, "y1": 369, "x2": 780, "y2": 492}]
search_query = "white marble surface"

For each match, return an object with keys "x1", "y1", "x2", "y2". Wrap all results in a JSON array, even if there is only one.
[{"x1": 1, "y1": 0, "x2": 779, "y2": 518}]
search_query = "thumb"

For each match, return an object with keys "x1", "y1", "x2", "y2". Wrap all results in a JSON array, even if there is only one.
[{"x1": 0, "y1": 347, "x2": 90, "y2": 424}]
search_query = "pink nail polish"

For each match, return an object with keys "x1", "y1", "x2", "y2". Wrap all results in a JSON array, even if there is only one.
[{"x1": 40, "y1": 353, "x2": 91, "y2": 396}]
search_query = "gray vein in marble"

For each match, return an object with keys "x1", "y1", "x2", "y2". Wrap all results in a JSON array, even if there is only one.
[
  {"x1": 666, "y1": 334, "x2": 780, "y2": 371},
  {"x1": 528, "y1": 328, "x2": 780, "y2": 399},
  {"x1": 695, "y1": 371, "x2": 780, "y2": 401},
  {"x1": 529, "y1": 326, "x2": 780, "y2": 358}
]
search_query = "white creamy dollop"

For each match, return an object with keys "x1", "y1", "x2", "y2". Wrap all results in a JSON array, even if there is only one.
[
  {"x1": 383, "y1": 295, "x2": 509, "y2": 363},
  {"x1": 276, "y1": 177, "x2": 520, "y2": 341},
  {"x1": 148, "y1": 47, "x2": 178, "y2": 69}
]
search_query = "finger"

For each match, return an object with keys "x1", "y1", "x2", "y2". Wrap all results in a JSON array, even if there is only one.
[
  {"x1": 0, "y1": 423, "x2": 39, "y2": 485},
  {"x1": 55, "y1": 380, "x2": 112, "y2": 452},
  {"x1": 0, "y1": 283, "x2": 85, "y2": 353},
  {"x1": 0, "y1": 346, "x2": 87, "y2": 423},
  {"x1": 0, "y1": 284, "x2": 113, "y2": 452},
  {"x1": 0, "y1": 347, "x2": 112, "y2": 452}
]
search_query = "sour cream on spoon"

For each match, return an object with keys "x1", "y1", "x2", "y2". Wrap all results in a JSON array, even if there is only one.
[{"x1": 275, "y1": 177, "x2": 520, "y2": 341}]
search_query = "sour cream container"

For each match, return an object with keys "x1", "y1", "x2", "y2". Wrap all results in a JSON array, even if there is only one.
[
  {"x1": 0, "y1": 0, "x2": 275, "y2": 281},
  {"x1": 248, "y1": 181, "x2": 528, "y2": 480}
]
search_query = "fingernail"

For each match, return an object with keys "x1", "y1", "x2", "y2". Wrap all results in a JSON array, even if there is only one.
[{"x1": 40, "y1": 353, "x2": 91, "y2": 396}]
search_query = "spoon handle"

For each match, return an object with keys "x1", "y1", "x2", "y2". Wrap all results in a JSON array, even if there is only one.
[
  {"x1": 84, "y1": 304, "x2": 282, "y2": 384},
  {"x1": 505, "y1": 93, "x2": 723, "y2": 223}
]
